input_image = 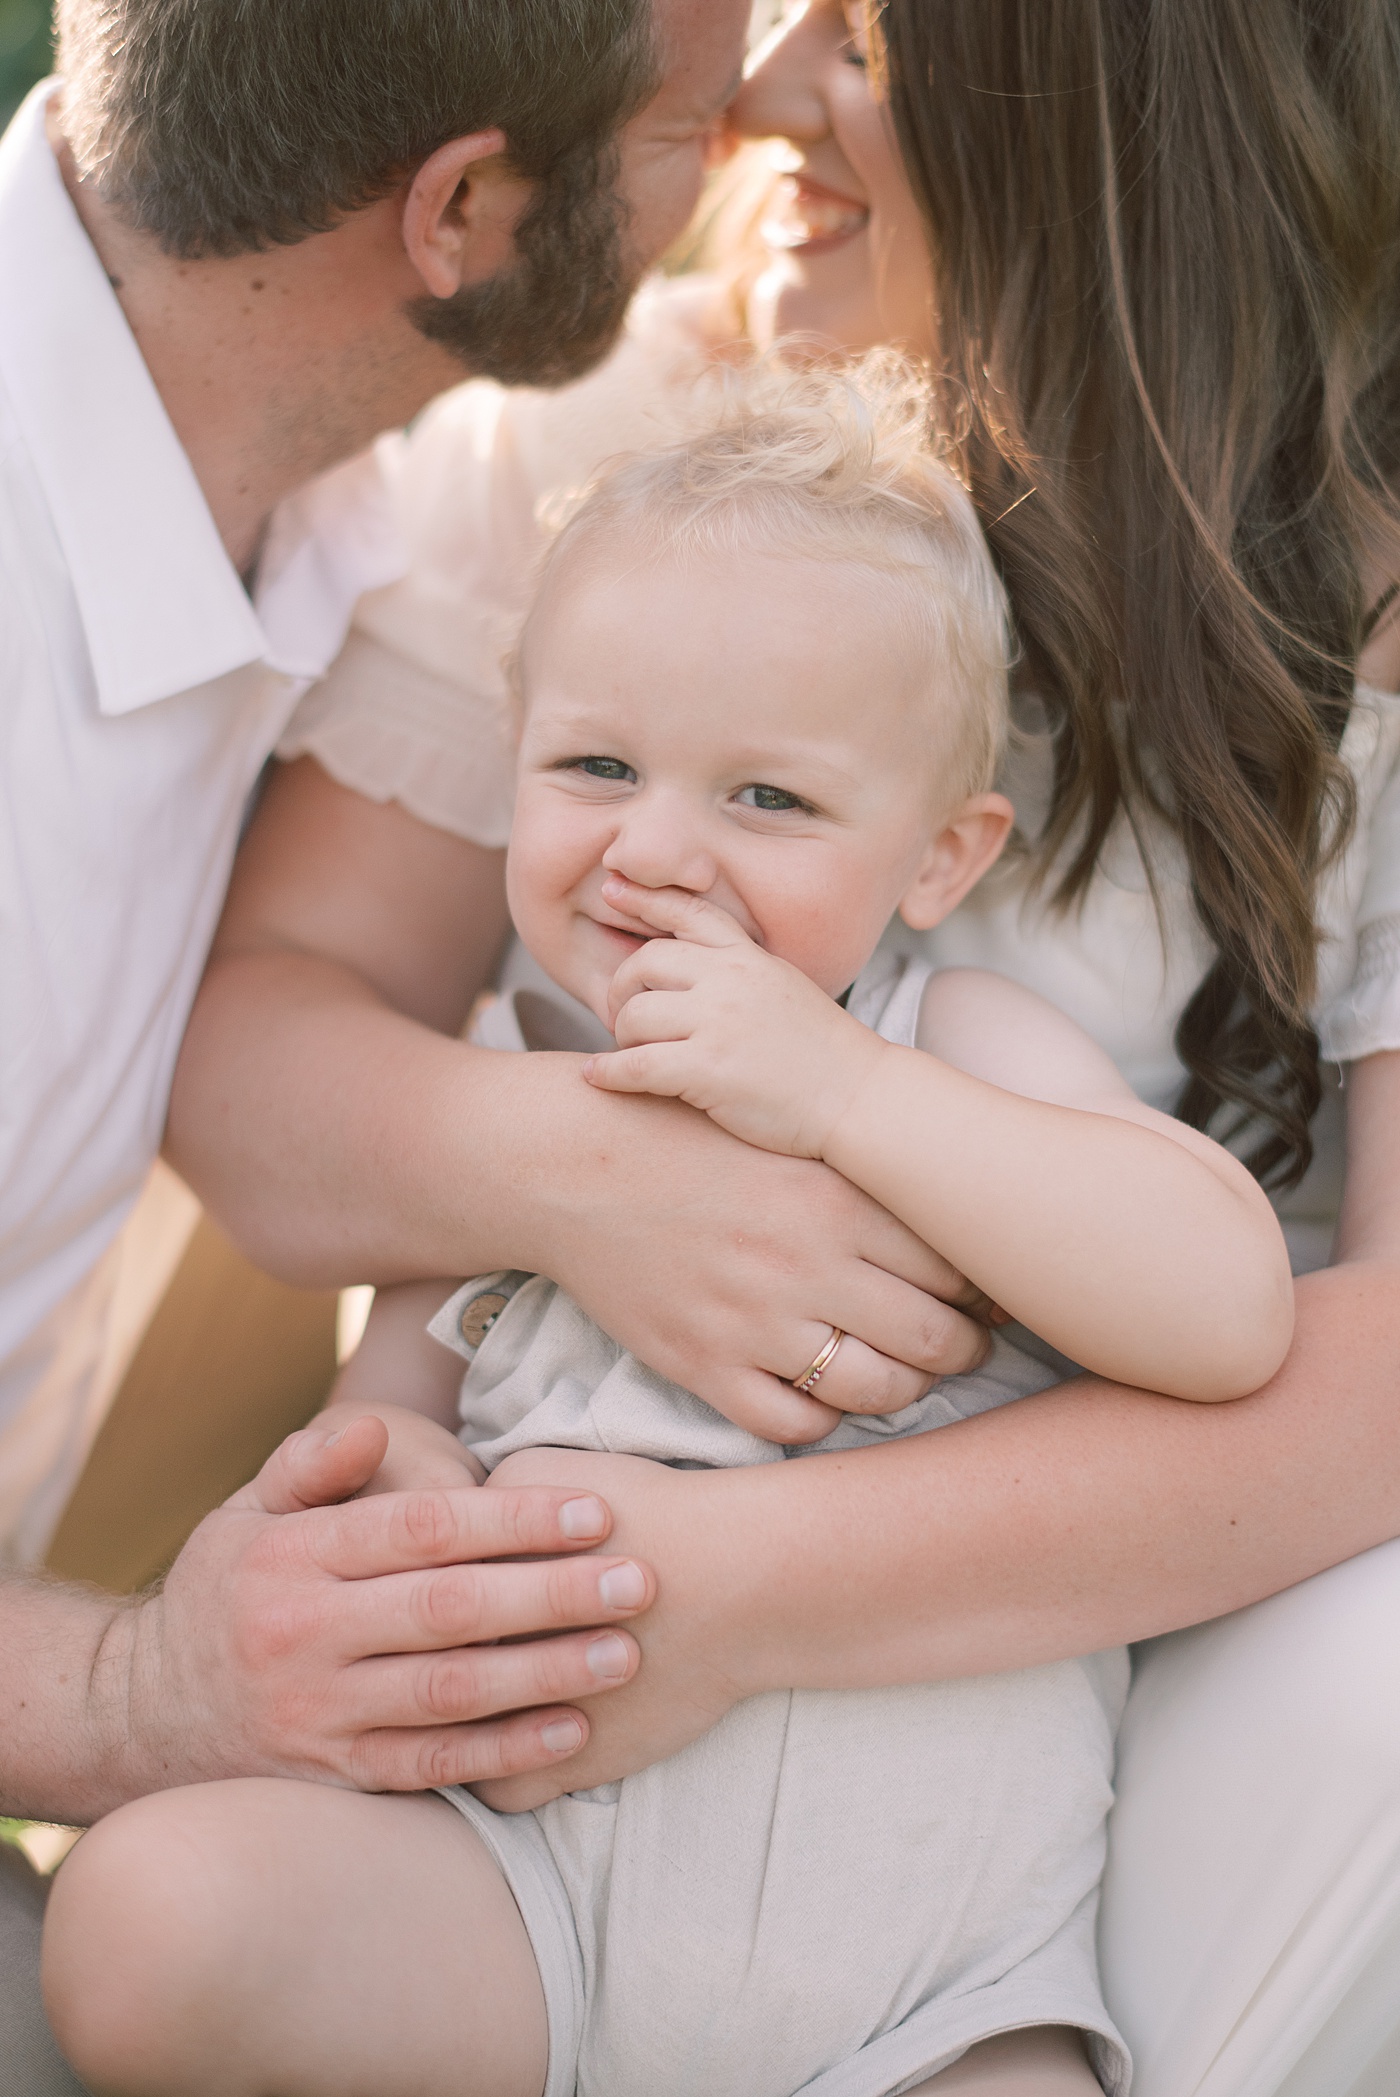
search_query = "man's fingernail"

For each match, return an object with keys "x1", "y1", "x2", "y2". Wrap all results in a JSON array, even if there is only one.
[
  {"x1": 541, "y1": 1717, "x2": 585, "y2": 1754},
  {"x1": 324, "y1": 1428, "x2": 344, "y2": 1446},
  {"x1": 585, "y1": 1632, "x2": 632, "y2": 1680},
  {"x1": 598, "y1": 1562, "x2": 647, "y2": 1610},
  {"x1": 559, "y1": 1496, "x2": 607, "y2": 1539}
]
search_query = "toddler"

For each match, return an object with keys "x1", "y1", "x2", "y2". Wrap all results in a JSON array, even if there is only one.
[
  {"x1": 338, "y1": 364, "x2": 1293, "y2": 2097},
  {"x1": 58, "y1": 364, "x2": 1295, "y2": 2097}
]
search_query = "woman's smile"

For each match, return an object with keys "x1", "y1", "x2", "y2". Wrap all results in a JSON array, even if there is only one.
[
  {"x1": 729, "y1": 0, "x2": 937, "y2": 357},
  {"x1": 761, "y1": 171, "x2": 870, "y2": 255}
]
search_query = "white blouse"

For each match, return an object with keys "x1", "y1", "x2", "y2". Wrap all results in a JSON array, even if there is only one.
[{"x1": 278, "y1": 278, "x2": 1400, "y2": 1270}]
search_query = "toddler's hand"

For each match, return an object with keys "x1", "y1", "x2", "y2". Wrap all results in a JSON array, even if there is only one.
[
  {"x1": 584, "y1": 878, "x2": 887, "y2": 1159},
  {"x1": 319, "y1": 1402, "x2": 486, "y2": 1498}
]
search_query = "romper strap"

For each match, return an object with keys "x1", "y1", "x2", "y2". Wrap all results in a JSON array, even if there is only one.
[{"x1": 872, "y1": 957, "x2": 939, "y2": 1049}]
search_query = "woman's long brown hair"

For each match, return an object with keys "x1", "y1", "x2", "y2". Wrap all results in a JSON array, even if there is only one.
[{"x1": 880, "y1": 0, "x2": 1400, "y2": 1185}]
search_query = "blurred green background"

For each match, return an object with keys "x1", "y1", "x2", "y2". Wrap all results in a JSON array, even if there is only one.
[{"x1": 1, "y1": 0, "x2": 52, "y2": 128}]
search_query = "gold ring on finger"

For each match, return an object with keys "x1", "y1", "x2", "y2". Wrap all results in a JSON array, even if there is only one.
[{"x1": 792, "y1": 1327, "x2": 844, "y2": 1395}]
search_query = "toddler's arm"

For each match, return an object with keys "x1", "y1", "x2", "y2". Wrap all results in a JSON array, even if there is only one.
[
  {"x1": 587, "y1": 880, "x2": 1294, "y2": 1403},
  {"x1": 320, "y1": 1279, "x2": 485, "y2": 1492}
]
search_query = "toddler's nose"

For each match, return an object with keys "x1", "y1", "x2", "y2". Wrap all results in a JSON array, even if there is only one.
[{"x1": 602, "y1": 799, "x2": 718, "y2": 897}]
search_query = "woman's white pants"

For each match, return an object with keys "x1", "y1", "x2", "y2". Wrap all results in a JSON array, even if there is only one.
[{"x1": 1101, "y1": 1537, "x2": 1400, "y2": 2096}]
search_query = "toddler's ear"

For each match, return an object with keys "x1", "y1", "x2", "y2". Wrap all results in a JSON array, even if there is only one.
[{"x1": 897, "y1": 794, "x2": 1014, "y2": 931}]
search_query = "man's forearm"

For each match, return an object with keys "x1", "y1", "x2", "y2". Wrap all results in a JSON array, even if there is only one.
[{"x1": 0, "y1": 1577, "x2": 134, "y2": 1824}]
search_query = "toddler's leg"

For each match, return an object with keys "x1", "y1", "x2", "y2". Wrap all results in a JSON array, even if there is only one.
[
  {"x1": 908, "y1": 2026, "x2": 1102, "y2": 2094},
  {"x1": 41, "y1": 1778, "x2": 549, "y2": 2097}
]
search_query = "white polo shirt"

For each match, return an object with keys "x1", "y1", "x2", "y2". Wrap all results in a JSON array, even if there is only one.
[{"x1": 0, "y1": 84, "x2": 405, "y2": 1562}]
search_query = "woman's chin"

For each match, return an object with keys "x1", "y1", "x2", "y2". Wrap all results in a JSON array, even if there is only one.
[{"x1": 746, "y1": 250, "x2": 885, "y2": 359}]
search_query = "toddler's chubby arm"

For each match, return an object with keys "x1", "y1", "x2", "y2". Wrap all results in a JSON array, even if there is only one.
[
  {"x1": 587, "y1": 878, "x2": 1295, "y2": 1403},
  {"x1": 320, "y1": 1279, "x2": 485, "y2": 1494}
]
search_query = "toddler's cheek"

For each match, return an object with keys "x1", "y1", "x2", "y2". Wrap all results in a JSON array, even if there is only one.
[
  {"x1": 508, "y1": 799, "x2": 608, "y2": 980},
  {"x1": 506, "y1": 845, "x2": 573, "y2": 975},
  {"x1": 760, "y1": 857, "x2": 911, "y2": 997}
]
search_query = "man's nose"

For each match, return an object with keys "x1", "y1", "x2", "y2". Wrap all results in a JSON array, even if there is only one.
[
  {"x1": 602, "y1": 800, "x2": 718, "y2": 895},
  {"x1": 728, "y1": 5, "x2": 832, "y2": 145}
]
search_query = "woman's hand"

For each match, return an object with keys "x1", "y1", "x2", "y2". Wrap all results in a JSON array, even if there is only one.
[
  {"x1": 587, "y1": 877, "x2": 887, "y2": 1159},
  {"x1": 472, "y1": 1446, "x2": 757, "y2": 1811}
]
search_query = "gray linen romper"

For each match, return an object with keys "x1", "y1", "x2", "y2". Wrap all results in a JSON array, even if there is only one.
[{"x1": 434, "y1": 952, "x2": 1131, "y2": 2097}]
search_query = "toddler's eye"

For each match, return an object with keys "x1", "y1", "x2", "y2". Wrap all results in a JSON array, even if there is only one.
[
  {"x1": 736, "y1": 783, "x2": 806, "y2": 813},
  {"x1": 573, "y1": 756, "x2": 636, "y2": 783}
]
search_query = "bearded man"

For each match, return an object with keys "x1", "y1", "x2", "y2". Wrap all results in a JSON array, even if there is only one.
[{"x1": 0, "y1": 1, "x2": 747, "y2": 2083}]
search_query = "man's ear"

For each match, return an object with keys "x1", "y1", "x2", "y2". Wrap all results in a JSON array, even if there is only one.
[
  {"x1": 401, "y1": 131, "x2": 533, "y2": 298},
  {"x1": 898, "y1": 793, "x2": 1015, "y2": 930}
]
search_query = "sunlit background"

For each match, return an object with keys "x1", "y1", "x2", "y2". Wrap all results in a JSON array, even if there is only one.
[{"x1": 0, "y1": 0, "x2": 49, "y2": 126}]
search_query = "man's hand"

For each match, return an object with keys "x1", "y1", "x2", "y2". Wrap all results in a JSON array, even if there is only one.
[
  {"x1": 589, "y1": 877, "x2": 888, "y2": 1160},
  {"x1": 86, "y1": 1418, "x2": 656, "y2": 1814}
]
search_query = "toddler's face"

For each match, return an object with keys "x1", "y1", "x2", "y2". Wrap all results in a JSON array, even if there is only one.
[{"x1": 507, "y1": 544, "x2": 1002, "y2": 1028}]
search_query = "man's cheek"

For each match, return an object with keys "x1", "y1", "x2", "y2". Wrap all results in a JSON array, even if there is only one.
[{"x1": 622, "y1": 144, "x2": 705, "y2": 267}]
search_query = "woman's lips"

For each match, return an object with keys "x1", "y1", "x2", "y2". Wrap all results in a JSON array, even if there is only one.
[{"x1": 761, "y1": 175, "x2": 869, "y2": 255}]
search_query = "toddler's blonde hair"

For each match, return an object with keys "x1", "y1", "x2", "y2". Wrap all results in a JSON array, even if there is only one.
[{"x1": 527, "y1": 353, "x2": 1012, "y2": 802}]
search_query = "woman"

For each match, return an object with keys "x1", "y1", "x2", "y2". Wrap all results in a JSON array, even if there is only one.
[{"x1": 150, "y1": 4, "x2": 1400, "y2": 2093}]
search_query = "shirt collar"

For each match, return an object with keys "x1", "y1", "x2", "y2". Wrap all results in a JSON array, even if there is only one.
[{"x1": 0, "y1": 84, "x2": 270, "y2": 714}]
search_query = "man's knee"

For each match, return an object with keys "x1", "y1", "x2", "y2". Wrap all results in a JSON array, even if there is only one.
[{"x1": 42, "y1": 1784, "x2": 273, "y2": 2094}]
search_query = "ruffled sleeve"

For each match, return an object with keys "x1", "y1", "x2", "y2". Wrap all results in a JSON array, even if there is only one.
[
  {"x1": 276, "y1": 625, "x2": 517, "y2": 845},
  {"x1": 1315, "y1": 688, "x2": 1400, "y2": 1062},
  {"x1": 275, "y1": 277, "x2": 718, "y2": 846}
]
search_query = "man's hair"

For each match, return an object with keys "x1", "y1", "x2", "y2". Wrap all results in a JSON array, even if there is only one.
[
  {"x1": 55, "y1": 0, "x2": 656, "y2": 259},
  {"x1": 529, "y1": 355, "x2": 1012, "y2": 803}
]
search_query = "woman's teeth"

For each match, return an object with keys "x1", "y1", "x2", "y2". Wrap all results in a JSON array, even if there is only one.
[{"x1": 762, "y1": 179, "x2": 869, "y2": 251}]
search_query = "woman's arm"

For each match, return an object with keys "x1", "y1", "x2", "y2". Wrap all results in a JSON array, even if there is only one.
[
  {"x1": 168, "y1": 758, "x2": 994, "y2": 1440},
  {"x1": 474, "y1": 1050, "x2": 1400, "y2": 1809}
]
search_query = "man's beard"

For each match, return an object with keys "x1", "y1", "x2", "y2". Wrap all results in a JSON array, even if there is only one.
[{"x1": 409, "y1": 140, "x2": 641, "y2": 388}]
